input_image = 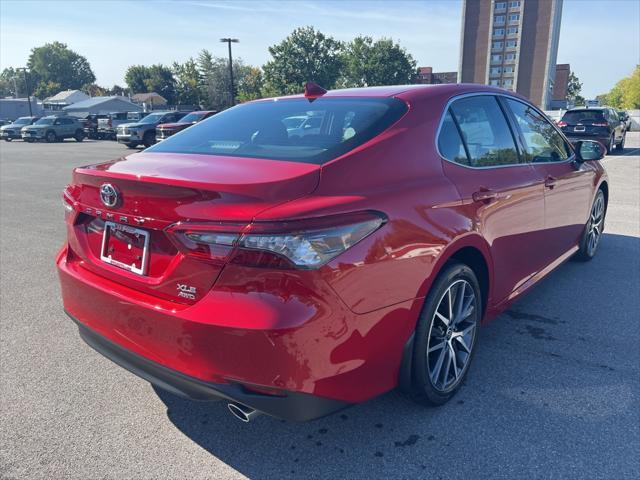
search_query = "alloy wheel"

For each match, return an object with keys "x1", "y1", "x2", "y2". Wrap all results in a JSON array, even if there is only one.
[
  {"x1": 427, "y1": 279, "x2": 477, "y2": 392},
  {"x1": 587, "y1": 193, "x2": 605, "y2": 256}
]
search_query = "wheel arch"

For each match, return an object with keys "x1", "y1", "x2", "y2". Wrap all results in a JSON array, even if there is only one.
[{"x1": 398, "y1": 234, "x2": 493, "y2": 393}]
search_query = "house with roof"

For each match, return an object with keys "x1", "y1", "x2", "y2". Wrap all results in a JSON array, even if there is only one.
[
  {"x1": 62, "y1": 96, "x2": 142, "y2": 116},
  {"x1": 43, "y1": 90, "x2": 90, "y2": 109},
  {"x1": 131, "y1": 92, "x2": 168, "y2": 108}
]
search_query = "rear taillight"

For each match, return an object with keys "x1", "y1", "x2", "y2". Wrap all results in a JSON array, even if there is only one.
[
  {"x1": 107, "y1": 119, "x2": 112, "y2": 127},
  {"x1": 167, "y1": 211, "x2": 386, "y2": 269},
  {"x1": 592, "y1": 122, "x2": 608, "y2": 127},
  {"x1": 62, "y1": 186, "x2": 77, "y2": 222},
  {"x1": 557, "y1": 121, "x2": 567, "y2": 127}
]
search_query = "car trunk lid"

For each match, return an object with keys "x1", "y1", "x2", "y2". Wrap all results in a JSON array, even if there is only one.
[{"x1": 66, "y1": 151, "x2": 320, "y2": 304}]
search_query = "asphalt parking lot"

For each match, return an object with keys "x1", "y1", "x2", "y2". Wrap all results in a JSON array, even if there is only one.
[{"x1": 1, "y1": 135, "x2": 639, "y2": 479}]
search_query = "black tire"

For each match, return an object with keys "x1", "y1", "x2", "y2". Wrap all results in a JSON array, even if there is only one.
[
  {"x1": 74, "y1": 130, "x2": 84, "y2": 142},
  {"x1": 143, "y1": 131, "x2": 155, "y2": 148},
  {"x1": 46, "y1": 131, "x2": 57, "y2": 143},
  {"x1": 4, "y1": 138, "x2": 11, "y2": 142},
  {"x1": 24, "y1": 138, "x2": 33, "y2": 143},
  {"x1": 607, "y1": 134, "x2": 615, "y2": 154},
  {"x1": 125, "y1": 143, "x2": 138, "y2": 149},
  {"x1": 616, "y1": 134, "x2": 625, "y2": 151},
  {"x1": 575, "y1": 189, "x2": 606, "y2": 261},
  {"x1": 409, "y1": 262, "x2": 482, "y2": 406}
]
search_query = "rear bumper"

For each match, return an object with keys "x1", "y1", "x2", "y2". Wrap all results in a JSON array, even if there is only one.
[
  {"x1": 57, "y1": 245, "x2": 416, "y2": 416},
  {"x1": 69, "y1": 311, "x2": 349, "y2": 421},
  {"x1": 565, "y1": 135, "x2": 609, "y2": 146}
]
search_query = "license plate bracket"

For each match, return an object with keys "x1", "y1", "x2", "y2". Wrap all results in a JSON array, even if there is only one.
[
  {"x1": 100, "y1": 221, "x2": 150, "y2": 275},
  {"x1": 574, "y1": 125, "x2": 585, "y2": 132}
]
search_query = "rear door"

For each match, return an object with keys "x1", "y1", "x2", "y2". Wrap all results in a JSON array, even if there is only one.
[
  {"x1": 439, "y1": 94, "x2": 546, "y2": 304},
  {"x1": 503, "y1": 98, "x2": 594, "y2": 261}
]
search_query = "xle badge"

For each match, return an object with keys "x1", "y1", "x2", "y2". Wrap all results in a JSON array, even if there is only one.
[{"x1": 177, "y1": 284, "x2": 197, "y2": 300}]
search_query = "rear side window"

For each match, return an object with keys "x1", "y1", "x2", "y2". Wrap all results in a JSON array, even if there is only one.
[
  {"x1": 561, "y1": 110, "x2": 606, "y2": 125},
  {"x1": 148, "y1": 98, "x2": 408, "y2": 164},
  {"x1": 438, "y1": 111, "x2": 469, "y2": 165},
  {"x1": 448, "y1": 96, "x2": 521, "y2": 167},
  {"x1": 506, "y1": 99, "x2": 571, "y2": 163}
]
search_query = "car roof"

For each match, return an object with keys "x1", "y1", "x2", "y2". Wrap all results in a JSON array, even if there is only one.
[
  {"x1": 253, "y1": 83, "x2": 529, "y2": 103},
  {"x1": 565, "y1": 107, "x2": 607, "y2": 111}
]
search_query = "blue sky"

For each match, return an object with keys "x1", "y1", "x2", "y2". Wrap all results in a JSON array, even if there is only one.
[{"x1": 1, "y1": 0, "x2": 638, "y2": 98}]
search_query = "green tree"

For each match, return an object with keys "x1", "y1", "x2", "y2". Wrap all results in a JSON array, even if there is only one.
[
  {"x1": 263, "y1": 27, "x2": 343, "y2": 95},
  {"x1": 82, "y1": 83, "x2": 107, "y2": 97},
  {"x1": 27, "y1": 42, "x2": 95, "y2": 98},
  {"x1": 173, "y1": 58, "x2": 201, "y2": 106},
  {"x1": 595, "y1": 66, "x2": 640, "y2": 109},
  {"x1": 567, "y1": 71, "x2": 585, "y2": 107},
  {"x1": 124, "y1": 65, "x2": 150, "y2": 93},
  {"x1": 339, "y1": 36, "x2": 416, "y2": 87},
  {"x1": 197, "y1": 49, "x2": 260, "y2": 109},
  {"x1": 237, "y1": 66, "x2": 264, "y2": 102},
  {"x1": 0, "y1": 67, "x2": 26, "y2": 98},
  {"x1": 108, "y1": 85, "x2": 126, "y2": 96},
  {"x1": 124, "y1": 64, "x2": 176, "y2": 103}
]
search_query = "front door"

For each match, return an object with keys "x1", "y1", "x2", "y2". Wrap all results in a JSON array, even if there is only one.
[
  {"x1": 439, "y1": 95, "x2": 546, "y2": 305},
  {"x1": 503, "y1": 98, "x2": 595, "y2": 261}
]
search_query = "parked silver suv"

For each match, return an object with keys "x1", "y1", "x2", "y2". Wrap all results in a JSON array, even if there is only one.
[
  {"x1": 117, "y1": 111, "x2": 188, "y2": 148},
  {"x1": 21, "y1": 116, "x2": 85, "y2": 143}
]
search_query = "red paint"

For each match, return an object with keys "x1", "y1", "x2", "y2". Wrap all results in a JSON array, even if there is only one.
[{"x1": 57, "y1": 84, "x2": 607, "y2": 410}]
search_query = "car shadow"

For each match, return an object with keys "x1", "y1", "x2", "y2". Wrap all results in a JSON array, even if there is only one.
[{"x1": 154, "y1": 232, "x2": 640, "y2": 479}]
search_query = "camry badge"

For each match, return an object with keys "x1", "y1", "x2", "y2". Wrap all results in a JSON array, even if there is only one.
[{"x1": 100, "y1": 183, "x2": 119, "y2": 208}]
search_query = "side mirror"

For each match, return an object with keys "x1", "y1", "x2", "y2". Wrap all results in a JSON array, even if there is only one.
[{"x1": 575, "y1": 140, "x2": 606, "y2": 162}]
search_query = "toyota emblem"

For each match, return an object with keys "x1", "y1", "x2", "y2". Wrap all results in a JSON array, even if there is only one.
[{"x1": 100, "y1": 183, "x2": 120, "y2": 208}]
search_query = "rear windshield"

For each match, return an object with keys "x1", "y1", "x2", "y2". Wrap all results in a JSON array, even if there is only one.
[
  {"x1": 561, "y1": 110, "x2": 606, "y2": 124},
  {"x1": 147, "y1": 97, "x2": 408, "y2": 164}
]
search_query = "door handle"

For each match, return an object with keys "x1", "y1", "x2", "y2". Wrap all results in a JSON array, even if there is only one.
[
  {"x1": 472, "y1": 188, "x2": 499, "y2": 203},
  {"x1": 544, "y1": 176, "x2": 558, "y2": 189}
]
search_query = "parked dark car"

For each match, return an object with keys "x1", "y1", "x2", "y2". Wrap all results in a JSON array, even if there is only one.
[
  {"x1": 58, "y1": 83, "x2": 609, "y2": 422},
  {"x1": 1, "y1": 116, "x2": 41, "y2": 141},
  {"x1": 155, "y1": 110, "x2": 217, "y2": 142},
  {"x1": 617, "y1": 110, "x2": 632, "y2": 132},
  {"x1": 81, "y1": 114, "x2": 109, "y2": 139},
  {"x1": 558, "y1": 107, "x2": 625, "y2": 152}
]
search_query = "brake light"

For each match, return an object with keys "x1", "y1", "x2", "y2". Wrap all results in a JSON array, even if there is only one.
[
  {"x1": 62, "y1": 186, "x2": 77, "y2": 222},
  {"x1": 592, "y1": 122, "x2": 608, "y2": 127},
  {"x1": 107, "y1": 119, "x2": 112, "y2": 127},
  {"x1": 557, "y1": 121, "x2": 567, "y2": 127},
  {"x1": 167, "y1": 211, "x2": 386, "y2": 269}
]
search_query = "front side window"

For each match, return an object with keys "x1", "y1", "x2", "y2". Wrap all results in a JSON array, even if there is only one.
[
  {"x1": 506, "y1": 99, "x2": 571, "y2": 163},
  {"x1": 149, "y1": 97, "x2": 408, "y2": 164},
  {"x1": 448, "y1": 96, "x2": 521, "y2": 167}
]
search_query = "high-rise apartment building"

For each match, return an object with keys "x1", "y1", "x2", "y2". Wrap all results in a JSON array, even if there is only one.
[{"x1": 459, "y1": 0, "x2": 563, "y2": 109}]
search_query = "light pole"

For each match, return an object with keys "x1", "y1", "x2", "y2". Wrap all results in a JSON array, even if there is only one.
[
  {"x1": 220, "y1": 38, "x2": 239, "y2": 107},
  {"x1": 16, "y1": 68, "x2": 33, "y2": 116}
]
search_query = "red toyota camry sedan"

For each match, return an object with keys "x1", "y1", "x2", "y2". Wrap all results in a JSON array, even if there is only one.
[{"x1": 57, "y1": 84, "x2": 608, "y2": 422}]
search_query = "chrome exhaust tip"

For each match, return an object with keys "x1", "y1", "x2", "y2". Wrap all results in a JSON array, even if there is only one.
[{"x1": 227, "y1": 402, "x2": 260, "y2": 422}]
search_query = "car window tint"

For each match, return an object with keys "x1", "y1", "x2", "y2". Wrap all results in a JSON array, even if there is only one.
[
  {"x1": 449, "y1": 96, "x2": 520, "y2": 167},
  {"x1": 561, "y1": 110, "x2": 606, "y2": 125},
  {"x1": 438, "y1": 110, "x2": 469, "y2": 165},
  {"x1": 148, "y1": 98, "x2": 408, "y2": 164},
  {"x1": 506, "y1": 99, "x2": 571, "y2": 163}
]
